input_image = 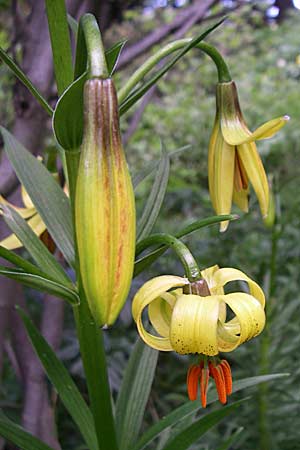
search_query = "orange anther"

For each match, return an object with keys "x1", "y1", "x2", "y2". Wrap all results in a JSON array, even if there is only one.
[
  {"x1": 220, "y1": 360, "x2": 232, "y2": 395},
  {"x1": 209, "y1": 362, "x2": 227, "y2": 404},
  {"x1": 187, "y1": 365, "x2": 201, "y2": 401},
  {"x1": 200, "y1": 367, "x2": 210, "y2": 408}
]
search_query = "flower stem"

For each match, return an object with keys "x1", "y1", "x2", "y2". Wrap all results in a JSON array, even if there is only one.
[
  {"x1": 136, "y1": 233, "x2": 201, "y2": 281},
  {"x1": 118, "y1": 39, "x2": 231, "y2": 103},
  {"x1": 80, "y1": 14, "x2": 108, "y2": 79},
  {"x1": 258, "y1": 196, "x2": 281, "y2": 450},
  {"x1": 66, "y1": 150, "x2": 118, "y2": 450}
]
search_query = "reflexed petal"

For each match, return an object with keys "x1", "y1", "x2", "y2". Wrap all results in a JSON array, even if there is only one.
[
  {"x1": 212, "y1": 266, "x2": 265, "y2": 307},
  {"x1": 251, "y1": 115, "x2": 289, "y2": 141},
  {"x1": 0, "y1": 195, "x2": 35, "y2": 219},
  {"x1": 222, "y1": 292, "x2": 266, "y2": 348},
  {"x1": 237, "y1": 142, "x2": 269, "y2": 217},
  {"x1": 148, "y1": 292, "x2": 176, "y2": 338},
  {"x1": 170, "y1": 294, "x2": 220, "y2": 355},
  {"x1": 201, "y1": 265, "x2": 223, "y2": 294},
  {"x1": 222, "y1": 116, "x2": 289, "y2": 146},
  {"x1": 21, "y1": 185, "x2": 35, "y2": 209},
  {"x1": 132, "y1": 275, "x2": 187, "y2": 351},
  {"x1": 0, "y1": 213, "x2": 46, "y2": 250}
]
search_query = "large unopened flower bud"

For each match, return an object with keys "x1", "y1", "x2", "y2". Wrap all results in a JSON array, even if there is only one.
[{"x1": 75, "y1": 78, "x2": 136, "y2": 326}]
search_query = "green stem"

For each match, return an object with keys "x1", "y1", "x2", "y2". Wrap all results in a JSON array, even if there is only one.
[
  {"x1": 258, "y1": 210, "x2": 280, "y2": 450},
  {"x1": 136, "y1": 233, "x2": 201, "y2": 282},
  {"x1": 118, "y1": 39, "x2": 231, "y2": 103},
  {"x1": 67, "y1": 153, "x2": 118, "y2": 450},
  {"x1": 80, "y1": 14, "x2": 108, "y2": 79}
]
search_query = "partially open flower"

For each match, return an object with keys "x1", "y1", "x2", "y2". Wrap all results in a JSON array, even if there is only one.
[
  {"x1": 132, "y1": 264, "x2": 265, "y2": 406},
  {"x1": 208, "y1": 81, "x2": 289, "y2": 231}
]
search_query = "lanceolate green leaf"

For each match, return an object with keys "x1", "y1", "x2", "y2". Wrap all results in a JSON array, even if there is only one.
[
  {"x1": 132, "y1": 373, "x2": 288, "y2": 450},
  {"x1": 119, "y1": 18, "x2": 225, "y2": 116},
  {"x1": 0, "y1": 47, "x2": 53, "y2": 116},
  {"x1": 0, "y1": 411, "x2": 54, "y2": 450},
  {"x1": 216, "y1": 427, "x2": 243, "y2": 450},
  {"x1": 115, "y1": 338, "x2": 159, "y2": 450},
  {"x1": 0, "y1": 205, "x2": 70, "y2": 285},
  {"x1": 18, "y1": 308, "x2": 98, "y2": 450},
  {"x1": 134, "y1": 215, "x2": 237, "y2": 277},
  {"x1": 0, "y1": 127, "x2": 75, "y2": 266},
  {"x1": 137, "y1": 147, "x2": 170, "y2": 240},
  {"x1": 133, "y1": 145, "x2": 191, "y2": 189},
  {"x1": 0, "y1": 265, "x2": 79, "y2": 305},
  {"x1": 161, "y1": 398, "x2": 247, "y2": 450},
  {"x1": 45, "y1": 0, "x2": 73, "y2": 95},
  {"x1": 53, "y1": 71, "x2": 87, "y2": 150},
  {"x1": 106, "y1": 40, "x2": 127, "y2": 75}
]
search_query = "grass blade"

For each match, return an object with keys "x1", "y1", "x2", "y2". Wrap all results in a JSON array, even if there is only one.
[
  {"x1": 137, "y1": 146, "x2": 170, "y2": 240},
  {"x1": 45, "y1": 0, "x2": 73, "y2": 95},
  {"x1": 115, "y1": 338, "x2": 159, "y2": 450},
  {"x1": 0, "y1": 47, "x2": 53, "y2": 116},
  {"x1": 216, "y1": 427, "x2": 244, "y2": 450},
  {"x1": 0, "y1": 265, "x2": 78, "y2": 305},
  {"x1": 161, "y1": 398, "x2": 247, "y2": 450},
  {"x1": 18, "y1": 308, "x2": 98, "y2": 450},
  {"x1": 0, "y1": 127, "x2": 75, "y2": 266},
  {"x1": 0, "y1": 205, "x2": 71, "y2": 285},
  {"x1": 0, "y1": 411, "x2": 54, "y2": 450},
  {"x1": 133, "y1": 373, "x2": 288, "y2": 450}
]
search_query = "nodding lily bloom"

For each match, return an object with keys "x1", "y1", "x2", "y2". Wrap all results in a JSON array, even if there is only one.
[
  {"x1": 0, "y1": 186, "x2": 46, "y2": 250},
  {"x1": 132, "y1": 265, "x2": 265, "y2": 407},
  {"x1": 208, "y1": 80, "x2": 289, "y2": 232}
]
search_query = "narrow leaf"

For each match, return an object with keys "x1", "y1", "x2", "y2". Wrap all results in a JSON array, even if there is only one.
[
  {"x1": 55, "y1": 39, "x2": 127, "y2": 150},
  {"x1": 0, "y1": 245, "x2": 44, "y2": 274},
  {"x1": 0, "y1": 47, "x2": 53, "y2": 116},
  {"x1": 119, "y1": 18, "x2": 225, "y2": 115},
  {"x1": 0, "y1": 205, "x2": 70, "y2": 285},
  {"x1": 67, "y1": 14, "x2": 78, "y2": 38},
  {"x1": 137, "y1": 146, "x2": 170, "y2": 240},
  {"x1": 133, "y1": 373, "x2": 288, "y2": 450},
  {"x1": 115, "y1": 338, "x2": 159, "y2": 450},
  {"x1": 216, "y1": 427, "x2": 244, "y2": 450},
  {"x1": 0, "y1": 411, "x2": 54, "y2": 450},
  {"x1": 0, "y1": 265, "x2": 79, "y2": 305},
  {"x1": 133, "y1": 145, "x2": 191, "y2": 189},
  {"x1": 45, "y1": 0, "x2": 73, "y2": 95},
  {"x1": 134, "y1": 215, "x2": 237, "y2": 277},
  {"x1": 53, "y1": 72, "x2": 87, "y2": 150},
  {"x1": 0, "y1": 127, "x2": 75, "y2": 266},
  {"x1": 18, "y1": 308, "x2": 98, "y2": 450},
  {"x1": 106, "y1": 40, "x2": 127, "y2": 75},
  {"x1": 161, "y1": 398, "x2": 247, "y2": 450}
]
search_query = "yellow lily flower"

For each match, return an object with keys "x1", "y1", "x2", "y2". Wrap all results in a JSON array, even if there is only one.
[
  {"x1": 132, "y1": 264, "x2": 265, "y2": 406},
  {"x1": 0, "y1": 186, "x2": 46, "y2": 249},
  {"x1": 208, "y1": 80, "x2": 289, "y2": 231}
]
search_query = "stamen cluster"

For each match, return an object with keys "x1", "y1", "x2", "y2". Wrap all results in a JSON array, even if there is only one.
[{"x1": 187, "y1": 358, "x2": 232, "y2": 408}]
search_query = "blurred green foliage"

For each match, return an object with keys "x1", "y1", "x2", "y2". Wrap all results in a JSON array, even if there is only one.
[{"x1": 0, "y1": 3, "x2": 299, "y2": 449}]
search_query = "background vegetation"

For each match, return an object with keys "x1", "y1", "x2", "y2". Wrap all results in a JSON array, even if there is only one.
[{"x1": 0, "y1": 1, "x2": 299, "y2": 449}]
